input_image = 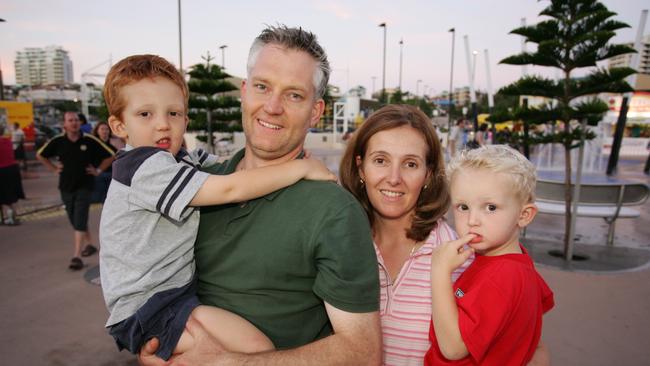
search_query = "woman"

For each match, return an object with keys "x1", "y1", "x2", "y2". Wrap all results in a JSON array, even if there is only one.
[
  {"x1": 0, "y1": 124, "x2": 26, "y2": 225},
  {"x1": 340, "y1": 105, "x2": 473, "y2": 365},
  {"x1": 90, "y1": 121, "x2": 118, "y2": 203}
]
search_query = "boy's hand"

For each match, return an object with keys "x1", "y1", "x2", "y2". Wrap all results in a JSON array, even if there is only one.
[
  {"x1": 302, "y1": 159, "x2": 337, "y2": 182},
  {"x1": 138, "y1": 338, "x2": 171, "y2": 366},
  {"x1": 431, "y1": 234, "x2": 475, "y2": 277}
]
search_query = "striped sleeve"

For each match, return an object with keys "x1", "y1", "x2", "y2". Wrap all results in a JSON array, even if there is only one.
[
  {"x1": 85, "y1": 133, "x2": 116, "y2": 156},
  {"x1": 188, "y1": 148, "x2": 220, "y2": 168},
  {"x1": 36, "y1": 134, "x2": 63, "y2": 158},
  {"x1": 127, "y1": 151, "x2": 210, "y2": 222}
]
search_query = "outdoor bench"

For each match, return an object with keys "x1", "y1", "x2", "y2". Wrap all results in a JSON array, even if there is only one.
[{"x1": 534, "y1": 179, "x2": 649, "y2": 246}]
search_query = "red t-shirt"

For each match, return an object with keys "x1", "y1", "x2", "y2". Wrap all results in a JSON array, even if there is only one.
[{"x1": 425, "y1": 245, "x2": 554, "y2": 365}]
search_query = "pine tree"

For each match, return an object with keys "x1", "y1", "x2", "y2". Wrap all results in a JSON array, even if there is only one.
[
  {"x1": 187, "y1": 54, "x2": 241, "y2": 150},
  {"x1": 497, "y1": 0, "x2": 635, "y2": 257}
]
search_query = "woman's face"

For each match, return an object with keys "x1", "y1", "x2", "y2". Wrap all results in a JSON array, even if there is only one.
[
  {"x1": 97, "y1": 124, "x2": 110, "y2": 142},
  {"x1": 357, "y1": 125, "x2": 430, "y2": 223}
]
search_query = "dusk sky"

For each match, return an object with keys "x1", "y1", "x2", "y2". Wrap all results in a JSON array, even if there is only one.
[{"x1": 1, "y1": 0, "x2": 647, "y2": 98}]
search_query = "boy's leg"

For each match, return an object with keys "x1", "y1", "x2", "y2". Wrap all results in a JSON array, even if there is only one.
[{"x1": 174, "y1": 305, "x2": 274, "y2": 355}]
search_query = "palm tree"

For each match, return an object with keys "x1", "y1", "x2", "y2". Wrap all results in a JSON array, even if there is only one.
[{"x1": 497, "y1": 0, "x2": 635, "y2": 258}]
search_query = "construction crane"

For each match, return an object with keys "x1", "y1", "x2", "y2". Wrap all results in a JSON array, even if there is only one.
[{"x1": 80, "y1": 56, "x2": 112, "y2": 117}]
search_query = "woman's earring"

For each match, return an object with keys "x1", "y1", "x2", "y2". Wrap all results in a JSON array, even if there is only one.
[
  {"x1": 360, "y1": 178, "x2": 365, "y2": 185},
  {"x1": 423, "y1": 184, "x2": 428, "y2": 190}
]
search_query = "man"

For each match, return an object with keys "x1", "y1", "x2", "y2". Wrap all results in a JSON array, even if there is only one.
[
  {"x1": 140, "y1": 25, "x2": 382, "y2": 365},
  {"x1": 78, "y1": 113, "x2": 93, "y2": 133},
  {"x1": 11, "y1": 122, "x2": 26, "y2": 170},
  {"x1": 37, "y1": 111, "x2": 114, "y2": 270}
]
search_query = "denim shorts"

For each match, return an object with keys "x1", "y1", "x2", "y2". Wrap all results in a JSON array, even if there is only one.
[{"x1": 108, "y1": 279, "x2": 200, "y2": 361}]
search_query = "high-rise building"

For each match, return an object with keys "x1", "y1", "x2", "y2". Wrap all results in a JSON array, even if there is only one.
[
  {"x1": 14, "y1": 46, "x2": 74, "y2": 86},
  {"x1": 607, "y1": 35, "x2": 650, "y2": 75}
]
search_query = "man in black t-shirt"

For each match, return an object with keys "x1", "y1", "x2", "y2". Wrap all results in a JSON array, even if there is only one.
[{"x1": 37, "y1": 111, "x2": 115, "y2": 270}]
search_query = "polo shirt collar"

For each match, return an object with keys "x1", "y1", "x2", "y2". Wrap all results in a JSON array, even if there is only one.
[{"x1": 226, "y1": 148, "x2": 306, "y2": 202}]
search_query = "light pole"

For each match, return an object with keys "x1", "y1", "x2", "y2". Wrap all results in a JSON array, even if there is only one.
[
  {"x1": 416, "y1": 79, "x2": 422, "y2": 97},
  {"x1": 0, "y1": 18, "x2": 5, "y2": 100},
  {"x1": 177, "y1": 1, "x2": 183, "y2": 75},
  {"x1": 219, "y1": 45, "x2": 227, "y2": 69},
  {"x1": 379, "y1": 23, "x2": 387, "y2": 101},
  {"x1": 447, "y1": 28, "x2": 456, "y2": 148},
  {"x1": 471, "y1": 50, "x2": 478, "y2": 86},
  {"x1": 399, "y1": 38, "x2": 403, "y2": 91}
]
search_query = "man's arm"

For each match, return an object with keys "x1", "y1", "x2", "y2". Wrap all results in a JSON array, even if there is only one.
[
  {"x1": 36, "y1": 154, "x2": 62, "y2": 174},
  {"x1": 86, "y1": 157, "x2": 115, "y2": 176},
  {"x1": 139, "y1": 304, "x2": 382, "y2": 366}
]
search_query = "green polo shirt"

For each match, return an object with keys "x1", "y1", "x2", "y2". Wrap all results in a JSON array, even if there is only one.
[{"x1": 195, "y1": 149, "x2": 379, "y2": 349}]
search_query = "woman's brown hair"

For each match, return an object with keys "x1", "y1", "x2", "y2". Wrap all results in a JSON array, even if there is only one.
[{"x1": 339, "y1": 104, "x2": 449, "y2": 241}]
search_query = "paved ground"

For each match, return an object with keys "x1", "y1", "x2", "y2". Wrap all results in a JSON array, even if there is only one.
[{"x1": 1, "y1": 155, "x2": 648, "y2": 365}]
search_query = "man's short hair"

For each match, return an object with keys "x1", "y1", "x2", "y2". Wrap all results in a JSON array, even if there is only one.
[
  {"x1": 247, "y1": 24, "x2": 330, "y2": 99},
  {"x1": 447, "y1": 145, "x2": 537, "y2": 204},
  {"x1": 103, "y1": 55, "x2": 188, "y2": 119}
]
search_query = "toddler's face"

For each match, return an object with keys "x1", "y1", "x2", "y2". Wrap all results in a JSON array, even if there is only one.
[
  {"x1": 111, "y1": 77, "x2": 187, "y2": 155},
  {"x1": 450, "y1": 168, "x2": 526, "y2": 256}
]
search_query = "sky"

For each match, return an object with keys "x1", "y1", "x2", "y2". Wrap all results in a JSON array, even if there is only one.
[{"x1": 0, "y1": 0, "x2": 648, "y2": 99}]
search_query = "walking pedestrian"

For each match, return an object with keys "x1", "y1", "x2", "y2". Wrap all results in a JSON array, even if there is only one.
[
  {"x1": 0, "y1": 124, "x2": 25, "y2": 225},
  {"x1": 36, "y1": 111, "x2": 115, "y2": 270}
]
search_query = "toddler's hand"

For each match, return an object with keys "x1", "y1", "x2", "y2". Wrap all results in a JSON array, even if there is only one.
[
  {"x1": 431, "y1": 234, "x2": 475, "y2": 276},
  {"x1": 303, "y1": 159, "x2": 337, "y2": 182}
]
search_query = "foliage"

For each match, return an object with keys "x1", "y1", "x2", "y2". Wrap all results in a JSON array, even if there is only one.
[
  {"x1": 187, "y1": 61, "x2": 242, "y2": 143},
  {"x1": 497, "y1": 0, "x2": 635, "y2": 254}
]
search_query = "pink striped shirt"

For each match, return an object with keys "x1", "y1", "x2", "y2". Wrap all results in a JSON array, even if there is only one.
[{"x1": 376, "y1": 219, "x2": 474, "y2": 366}]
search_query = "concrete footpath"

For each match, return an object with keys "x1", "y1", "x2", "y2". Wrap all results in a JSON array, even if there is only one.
[{"x1": 1, "y1": 161, "x2": 649, "y2": 365}]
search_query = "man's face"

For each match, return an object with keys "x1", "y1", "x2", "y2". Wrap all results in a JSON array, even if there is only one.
[
  {"x1": 109, "y1": 77, "x2": 188, "y2": 155},
  {"x1": 241, "y1": 44, "x2": 325, "y2": 162},
  {"x1": 63, "y1": 112, "x2": 81, "y2": 134}
]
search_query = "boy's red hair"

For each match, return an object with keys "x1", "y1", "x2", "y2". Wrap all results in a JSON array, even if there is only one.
[{"x1": 103, "y1": 54, "x2": 188, "y2": 119}]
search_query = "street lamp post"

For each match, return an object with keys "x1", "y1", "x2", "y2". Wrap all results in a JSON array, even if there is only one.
[
  {"x1": 416, "y1": 79, "x2": 422, "y2": 97},
  {"x1": 464, "y1": 35, "x2": 478, "y2": 132},
  {"x1": 177, "y1": 1, "x2": 183, "y2": 75},
  {"x1": 219, "y1": 45, "x2": 227, "y2": 69},
  {"x1": 447, "y1": 28, "x2": 456, "y2": 148},
  {"x1": 399, "y1": 39, "x2": 403, "y2": 91},
  {"x1": 471, "y1": 50, "x2": 478, "y2": 85},
  {"x1": 379, "y1": 23, "x2": 387, "y2": 101},
  {"x1": 0, "y1": 18, "x2": 5, "y2": 100}
]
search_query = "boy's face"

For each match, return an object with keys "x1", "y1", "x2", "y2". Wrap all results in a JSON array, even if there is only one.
[
  {"x1": 450, "y1": 168, "x2": 536, "y2": 256},
  {"x1": 108, "y1": 77, "x2": 187, "y2": 155}
]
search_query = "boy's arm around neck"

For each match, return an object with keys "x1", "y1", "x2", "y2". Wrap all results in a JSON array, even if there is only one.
[{"x1": 190, "y1": 158, "x2": 336, "y2": 206}]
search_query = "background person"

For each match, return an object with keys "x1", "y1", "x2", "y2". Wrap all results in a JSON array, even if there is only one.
[
  {"x1": 11, "y1": 122, "x2": 26, "y2": 170},
  {"x1": 36, "y1": 111, "x2": 115, "y2": 270},
  {"x1": 78, "y1": 113, "x2": 93, "y2": 134},
  {"x1": 0, "y1": 123, "x2": 25, "y2": 225},
  {"x1": 90, "y1": 121, "x2": 118, "y2": 203}
]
